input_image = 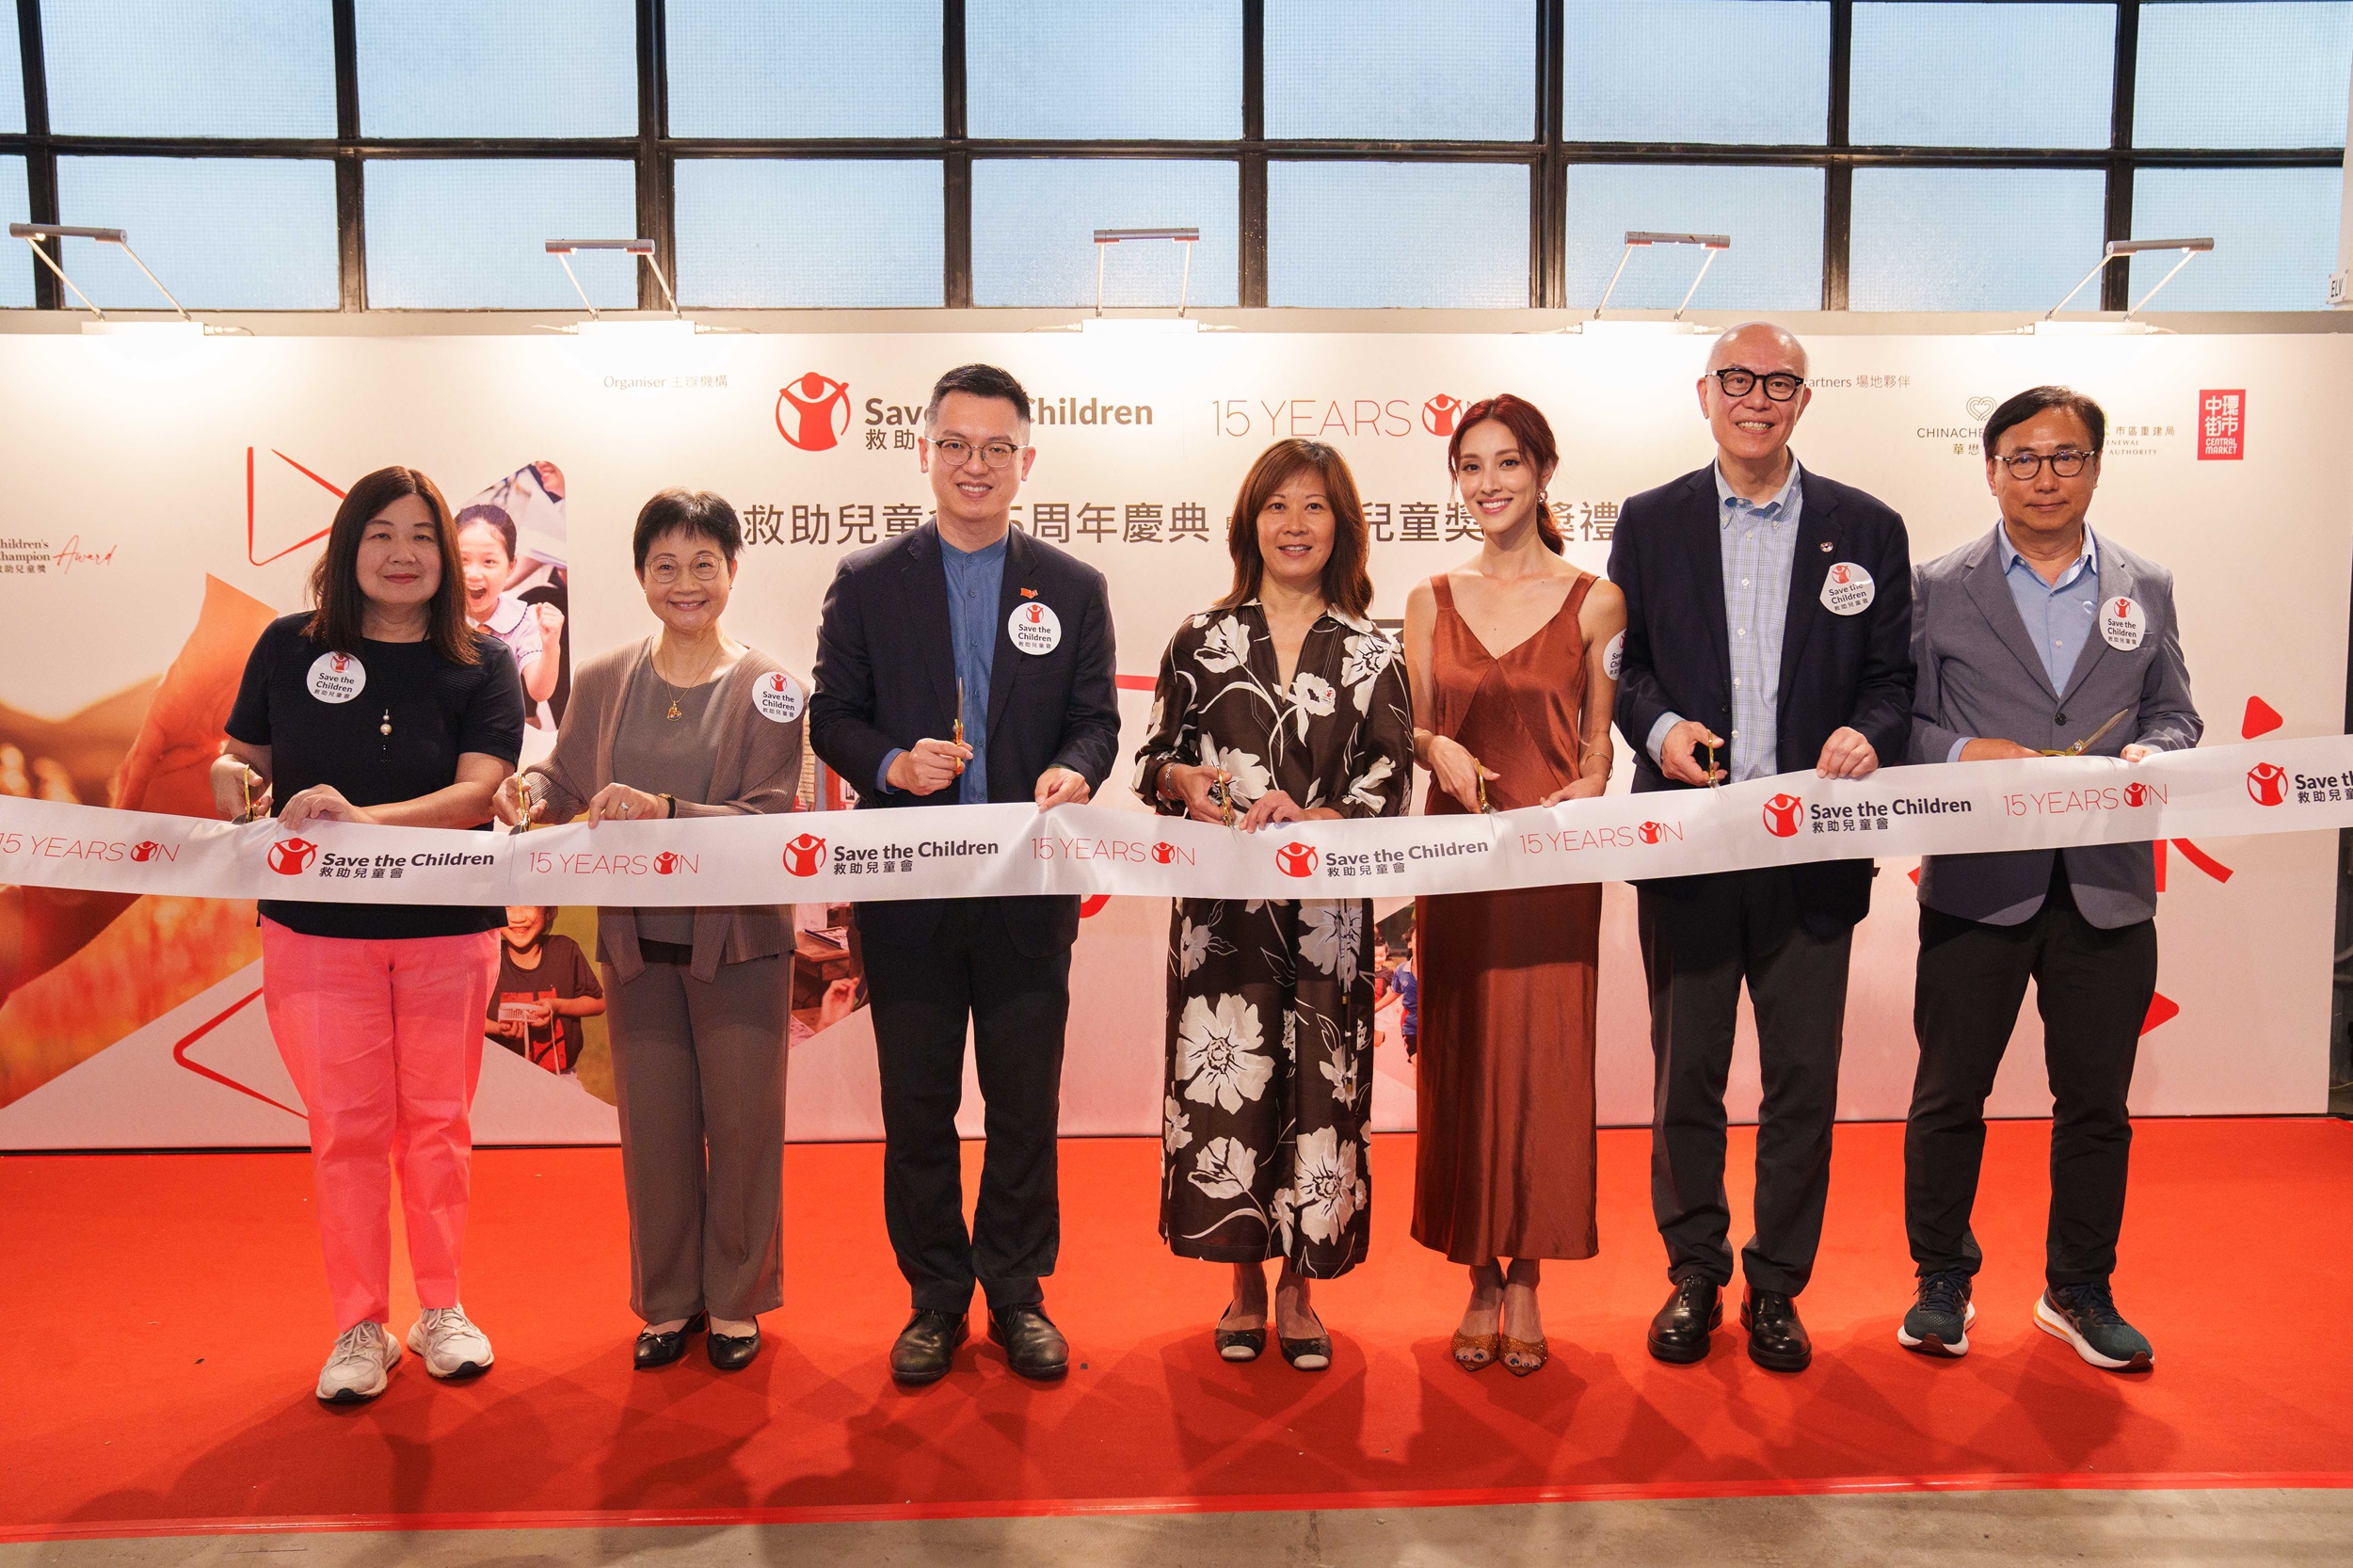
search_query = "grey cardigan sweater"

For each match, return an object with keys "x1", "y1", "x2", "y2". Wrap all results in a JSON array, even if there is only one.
[{"x1": 523, "y1": 637, "x2": 806, "y2": 984}]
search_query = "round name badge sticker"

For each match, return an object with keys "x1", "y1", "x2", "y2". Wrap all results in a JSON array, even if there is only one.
[
  {"x1": 306, "y1": 651, "x2": 366, "y2": 704},
  {"x1": 1819, "y1": 561, "x2": 1876, "y2": 616},
  {"x1": 1602, "y1": 631, "x2": 1625, "y2": 680},
  {"x1": 754, "y1": 670, "x2": 805, "y2": 724},
  {"x1": 2101, "y1": 596, "x2": 2147, "y2": 651},
  {"x1": 1008, "y1": 600, "x2": 1063, "y2": 656}
]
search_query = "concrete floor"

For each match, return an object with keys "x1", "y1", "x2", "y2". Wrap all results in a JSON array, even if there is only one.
[{"x1": 5, "y1": 1490, "x2": 2348, "y2": 1568}]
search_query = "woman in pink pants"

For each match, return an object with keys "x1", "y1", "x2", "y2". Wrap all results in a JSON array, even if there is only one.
[{"x1": 212, "y1": 466, "x2": 525, "y2": 1404}]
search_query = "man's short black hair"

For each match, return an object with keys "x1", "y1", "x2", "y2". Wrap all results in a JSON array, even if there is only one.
[
  {"x1": 926, "y1": 362, "x2": 1032, "y2": 431},
  {"x1": 1983, "y1": 385, "x2": 2107, "y2": 457},
  {"x1": 632, "y1": 488, "x2": 742, "y2": 575}
]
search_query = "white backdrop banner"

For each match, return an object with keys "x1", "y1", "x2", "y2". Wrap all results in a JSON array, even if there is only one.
[{"x1": 0, "y1": 324, "x2": 2345, "y2": 1148}]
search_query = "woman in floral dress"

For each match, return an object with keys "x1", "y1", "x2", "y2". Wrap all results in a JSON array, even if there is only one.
[{"x1": 1132, "y1": 438, "x2": 1415, "y2": 1371}]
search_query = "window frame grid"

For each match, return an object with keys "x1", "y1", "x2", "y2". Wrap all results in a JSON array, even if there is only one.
[{"x1": 0, "y1": 0, "x2": 2342, "y2": 312}]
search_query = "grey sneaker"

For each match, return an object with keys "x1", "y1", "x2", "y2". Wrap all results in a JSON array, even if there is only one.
[
  {"x1": 1897, "y1": 1270, "x2": 1976, "y2": 1358},
  {"x1": 2036, "y1": 1281, "x2": 2153, "y2": 1371},
  {"x1": 316, "y1": 1320, "x2": 400, "y2": 1403}
]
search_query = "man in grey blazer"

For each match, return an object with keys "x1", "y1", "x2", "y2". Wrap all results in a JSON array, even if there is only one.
[{"x1": 1899, "y1": 386, "x2": 2201, "y2": 1374}]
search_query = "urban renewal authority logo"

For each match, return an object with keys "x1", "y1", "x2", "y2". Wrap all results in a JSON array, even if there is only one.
[{"x1": 776, "y1": 373, "x2": 853, "y2": 452}]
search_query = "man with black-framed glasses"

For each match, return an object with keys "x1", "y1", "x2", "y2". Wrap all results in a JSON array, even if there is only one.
[
  {"x1": 809, "y1": 361, "x2": 1121, "y2": 1388},
  {"x1": 1610, "y1": 321, "x2": 1915, "y2": 1374},
  {"x1": 1898, "y1": 385, "x2": 2200, "y2": 1373}
]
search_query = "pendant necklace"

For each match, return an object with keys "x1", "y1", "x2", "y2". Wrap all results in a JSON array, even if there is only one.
[{"x1": 657, "y1": 640, "x2": 724, "y2": 720}]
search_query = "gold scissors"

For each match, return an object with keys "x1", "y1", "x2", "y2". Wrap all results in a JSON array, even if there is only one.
[
  {"x1": 1704, "y1": 738, "x2": 1722, "y2": 791},
  {"x1": 1473, "y1": 758, "x2": 1492, "y2": 814},
  {"x1": 953, "y1": 678, "x2": 965, "y2": 750},
  {"x1": 1207, "y1": 770, "x2": 1236, "y2": 828},
  {"x1": 2042, "y1": 709, "x2": 2131, "y2": 757}
]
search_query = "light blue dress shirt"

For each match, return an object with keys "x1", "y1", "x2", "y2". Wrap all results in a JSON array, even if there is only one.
[
  {"x1": 1944, "y1": 525, "x2": 2099, "y2": 762},
  {"x1": 878, "y1": 530, "x2": 1004, "y2": 804},
  {"x1": 1646, "y1": 457, "x2": 1803, "y2": 783}
]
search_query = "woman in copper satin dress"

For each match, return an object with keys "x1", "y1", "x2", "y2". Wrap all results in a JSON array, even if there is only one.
[{"x1": 1402, "y1": 393, "x2": 1626, "y2": 1376}]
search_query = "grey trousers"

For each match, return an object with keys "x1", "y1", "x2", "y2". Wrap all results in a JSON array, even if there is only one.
[{"x1": 604, "y1": 953, "x2": 791, "y2": 1324}]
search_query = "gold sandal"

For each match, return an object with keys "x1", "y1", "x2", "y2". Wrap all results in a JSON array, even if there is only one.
[
  {"x1": 1452, "y1": 1329, "x2": 1501, "y2": 1371},
  {"x1": 1500, "y1": 1335, "x2": 1550, "y2": 1377}
]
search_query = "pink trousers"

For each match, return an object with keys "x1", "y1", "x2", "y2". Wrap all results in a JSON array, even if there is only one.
[{"x1": 261, "y1": 919, "x2": 500, "y2": 1331}]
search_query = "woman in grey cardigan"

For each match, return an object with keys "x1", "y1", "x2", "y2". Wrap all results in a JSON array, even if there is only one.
[{"x1": 493, "y1": 489, "x2": 805, "y2": 1372}]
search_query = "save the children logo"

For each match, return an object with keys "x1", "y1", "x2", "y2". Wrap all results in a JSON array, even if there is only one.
[
  {"x1": 783, "y1": 833, "x2": 827, "y2": 876},
  {"x1": 1421, "y1": 394, "x2": 1464, "y2": 437},
  {"x1": 2123, "y1": 781, "x2": 2155, "y2": 808},
  {"x1": 1151, "y1": 841, "x2": 1180, "y2": 865},
  {"x1": 1275, "y1": 841, "x2": 1319, "y2": 878},
  {"x1": 776, "y1": 373, "x2": 852, "y2": 452},
  {"x1": 1761, "y1": 794, "x2": 1803, "y2": 838},
  {"x1": 2246, "y1": 762, "x2": 2287, "y2": 807},
  {"x1": 267, "y1": 838, "x2": 319, "y2": 875},
  {"x1": 653, "y1": 852, "x2": 684, "y2": 875},
  {"x1": 1638, "y1": 821, "x2": 1669, "y2": 844},
  {"x1": 129, "y1": 840, "x2": 164, "y2": 862}
]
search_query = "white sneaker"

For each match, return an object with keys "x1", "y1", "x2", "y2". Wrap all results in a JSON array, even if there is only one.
[
  {"x1": 316, "y1": 1320, "x2": 401, "y2": 1404},
  {"x1": 407, "y1": 1304, "x2": 495, "y2": 1380}
]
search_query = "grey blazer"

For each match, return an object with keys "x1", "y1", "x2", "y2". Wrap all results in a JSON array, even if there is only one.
[{"x1": 1908, "y1": 526, "x2": 2201, "y2": 929}]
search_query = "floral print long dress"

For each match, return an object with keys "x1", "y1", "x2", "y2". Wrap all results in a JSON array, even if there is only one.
[{"x1": 1131, "y1": 600, "x2": 1415, "y2": 1276}]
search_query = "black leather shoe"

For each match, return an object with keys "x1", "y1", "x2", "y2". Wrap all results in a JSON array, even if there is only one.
[
  {"x1": 1741, "y1": 1288, "x2": 1813, "y2": 1372},
  {"x1": 1647, "y1": 1276, "x2": 1722, "y2": 1365},
  {"x1": 633, "y1": 1312, "x2": 706, "y2": 1370},
  {"x1": 889, "y1": 1309, "x2": 968, "y2": 1386},
  {"x1": 707, "y1": 1323, "x2": 760, "y2": 1371},
  {"x1": 988, "y1": 1306, "x2": 1070, "y2": 1382}
]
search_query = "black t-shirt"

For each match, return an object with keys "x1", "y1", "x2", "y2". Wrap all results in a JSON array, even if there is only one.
[{"x1": 227, "y1": 613, "x2": 526, "y2": 940}]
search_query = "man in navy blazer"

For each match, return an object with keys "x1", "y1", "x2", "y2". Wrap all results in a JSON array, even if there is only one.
[
  {"x1": 1897, "y1": 386, "x2": 2200, "y2": 1374},
  {"x1": 810, "y1": 363, "x2": 1120, "y2": 1387},
  {"x1": 1609, "y1": 322, "x2": 1913, "y2": 1373}
]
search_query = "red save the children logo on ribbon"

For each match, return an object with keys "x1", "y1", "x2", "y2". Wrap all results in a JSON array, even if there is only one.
[
  {"x1": 267, "y1": 838, "x2": 318, "y2": 876},
  {"x1": 2246, "y1": 762, "x2": 2287, "y2": 807},
  {"x1": 1275, "y1": 841, "x2": 1318, "y2": 878},
  {"x1": 1761, "y1": 794, "x2": 1803, "y2": 839},
  {"x1": 783, "y1": 834, "x2": 827, "y2": 876}
]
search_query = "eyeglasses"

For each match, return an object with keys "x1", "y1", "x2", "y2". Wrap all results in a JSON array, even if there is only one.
[
  {"x1": 930, "y1": 437, "x2": 1025, "y2": 470},
  {"x1": 1993, "y1": 448, "x2": 2094, "y2": 480},
  {"x1": 646, "y1": 557, "x2": 725, "y2": 585},
  {"x1": 1712, "y1": 367, "x2": 1806, "y2": 403}
]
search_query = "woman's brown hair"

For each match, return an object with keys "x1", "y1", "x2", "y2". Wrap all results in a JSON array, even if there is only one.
[
  {"x1": 305, "y1": 466, "x2": 480, "y2": 664},
  {"x1": 1447, "y1": 393, "x2": 1566, "y2": 554},
  {"x1": 1218, "y1": 439, "x2": 1374, "y2": 618}
]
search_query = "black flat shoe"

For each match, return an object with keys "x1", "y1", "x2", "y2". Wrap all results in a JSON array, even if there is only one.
[
  {"x1": 1278, "y1": 1332, "x2": 1332, "y2": 1371},
  {"x1": 890, "y1": 1309, "x2": 968, "y2": 1386},
  {"x1": 987, "y1": 1306, "x2": 1069, "y2": 1382},
  {"x1": 1741, "y1": 1288, "x2": 1813, "y2": 1373},
  {"x1": 633, "y1": 1312, "x2": 706, "y2": 1370},
  {"x1": 1647, "y1": 1276, "x2": 1722, "y2": 1365},
  {"x1": 707, "y1": 1323, "x2": 760, "y2": 1372},
  {"x1": 1214, "y1": 1307, "x2": 1266, "y2": 1363}
]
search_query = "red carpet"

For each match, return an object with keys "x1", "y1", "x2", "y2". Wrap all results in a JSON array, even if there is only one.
[{"x1": 3, "y1": 1119, "x2": 2350, "y2": 1542}]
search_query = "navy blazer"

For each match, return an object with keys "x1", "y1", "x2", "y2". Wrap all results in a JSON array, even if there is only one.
[
  {"x1": 1609, "y1": 459, "x2": 1916, "y2": 930},
  {"x1": 808, "y1": 520, "x2": 1121, "y2": 954}
]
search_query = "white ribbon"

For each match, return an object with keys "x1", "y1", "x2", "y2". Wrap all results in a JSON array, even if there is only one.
[{"x1": 2, "y1": 738, "x2": 2347, "y2": 908}]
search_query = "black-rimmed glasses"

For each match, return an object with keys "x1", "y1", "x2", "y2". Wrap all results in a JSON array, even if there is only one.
[
  {"x1": 930, "y1": 437, "x2": 1025, "y2": 470},
  {"x1": 1713, "y1": 367, "x2": 1805, "y2": 403},
  {"x1": 1993, "y1": 448, "x2": 2094, "y2": 480}
]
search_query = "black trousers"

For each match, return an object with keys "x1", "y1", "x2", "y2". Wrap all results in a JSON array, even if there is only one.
[
  {"x1": 1638, "y1": 868, "x2": 1853, "y2": 1296},
  {"x1": 1906, "y1": 864, "x2": 2154, "y2": 1288},
  {"x1": 860, "y1": 899, "x2": 1073, "y2": 1315}
]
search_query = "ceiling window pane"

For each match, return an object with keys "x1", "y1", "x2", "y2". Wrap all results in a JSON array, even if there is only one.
[
  {"x1": 366, "y1": 160, "x2": 637, "y2": 309},
  {"x1": 2127, "y1": 167, "x2": 2345, "y2": 311},
  {"x1": 972, "y1": 160, "x2": 1238, "y2": 307},
  {"x1": 968, "y1": 1, "x2": 1241, "y2": 138},
  {"x1": 42, "y1": 1, "x2": 333, "y2": 136},
  {"x1": 1, "y1": 38, "x2": 22, "y2": 133},
  {"x1": 1565, "y1": 165, "x2": 1823, "y2": 311},
  {"x1": 55, "y1": 157, "x2": 337, "y2": 309},
  {"x1": 668, "y1": 0, "x2": 942, "y2": 137},
  {"x1": 2136, "y1": 2, "x2": 2353, "y2": 148},
  {"x1": 1563, "y1": 2, "x2": 1829, "y2": 143},
  {"x1": 358, "y1": 1, "x2": 635, "y2": 137},
  {"x1": 1851, "y1": 3, "x2": 2113, "y2": 149},
  {"x1": 676, "y1": 160, "x2": 942, "y2": 307},
  {"x1": 1, "y1": 158, "x2": 29, "y2": 307},
  {"x1": 1849, "y1": 167, "x2": 2105, "y2": 311},
  {"x1": 1269, "y1": 162, "x2": 1528, "y2": 307},
  {"x1": 1268, "y1": 0, "x2": 1535, "y2": 140}
]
